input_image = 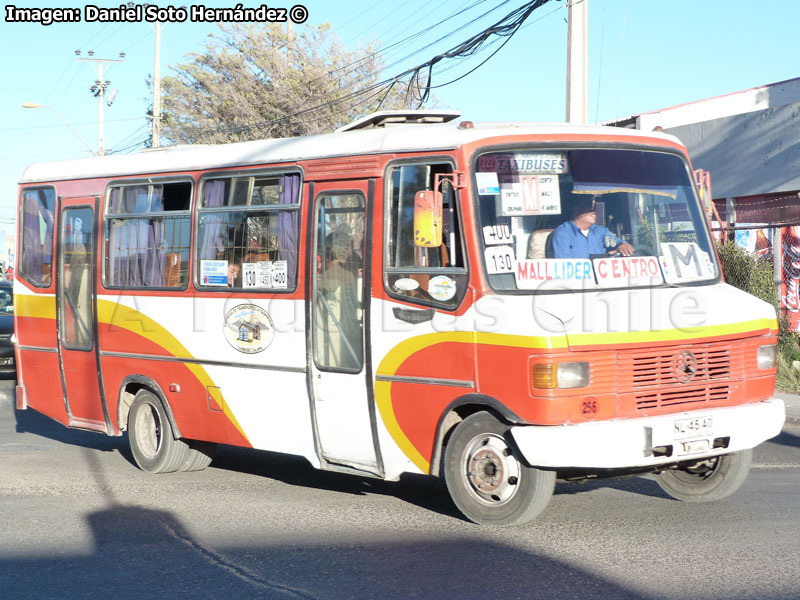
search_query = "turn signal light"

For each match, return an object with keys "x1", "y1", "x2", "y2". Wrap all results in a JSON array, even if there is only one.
[{"x1": 532, "y1": 364, "x2": 557, "y2": 389}]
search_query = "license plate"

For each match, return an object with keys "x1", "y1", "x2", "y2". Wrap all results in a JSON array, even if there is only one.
[
  {"x1": 0, "y1": 357, "x2": 12, "y2": 366},
  {"x1": 673, "y1": 416, "x2": 713, "y2": 439}
]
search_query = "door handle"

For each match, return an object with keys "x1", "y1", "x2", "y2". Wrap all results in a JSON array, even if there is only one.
[{"x1": 392, "y1": 307, "x2": 435, "y2": 324}]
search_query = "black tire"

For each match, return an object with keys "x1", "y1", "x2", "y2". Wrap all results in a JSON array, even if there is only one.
[
  {"x1": 128, "y1": 390, "x2": 188, "y2": 474},
  {"x1": 443, "y1": 412, "x2": 556, "y2": 526},
  {"x1": 179, "y1": 440, "x2": 217, "y2": 472},
  {"x1": 656, "y1": 449, "x2": 752, "y2": 503}
]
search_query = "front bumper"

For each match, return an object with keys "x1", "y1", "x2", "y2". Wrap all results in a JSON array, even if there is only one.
[{"x1": 510, "y1": 398, "x2": 786, "y2": 469}]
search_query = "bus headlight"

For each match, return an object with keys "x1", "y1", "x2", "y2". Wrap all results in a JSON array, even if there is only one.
[
  {"x1": 757, "y1": 344, "x2": 776, "y2": 369},
  {"x1": 533, "y1": 362, "x2": 590, "y2": 389}
]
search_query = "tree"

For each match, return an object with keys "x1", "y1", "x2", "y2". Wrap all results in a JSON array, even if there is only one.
[{"x1": 160, "y1": 22, "x2": 423, "y2": 145}]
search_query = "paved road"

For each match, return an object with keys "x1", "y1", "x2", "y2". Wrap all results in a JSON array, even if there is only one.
[{"x1": 1, "y1": 378, "x2": 799, "y2": 600}]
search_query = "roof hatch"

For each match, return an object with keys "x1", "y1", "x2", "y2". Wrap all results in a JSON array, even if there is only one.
[{"x1": 336, "y1": 110, "x2": 462, "y2": 132}]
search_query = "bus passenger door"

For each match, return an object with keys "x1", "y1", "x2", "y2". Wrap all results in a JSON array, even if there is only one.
[
  {"x1": 309, "y1": 185, "x2": 379, "y2": 473},
  {"x1": 56, "y1": 198, "x2": 108, "y2": 432}
]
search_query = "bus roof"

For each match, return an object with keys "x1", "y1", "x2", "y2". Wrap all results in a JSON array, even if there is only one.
[{"x1": 19, "y1": 117, "x2": 682, "y2": 184}]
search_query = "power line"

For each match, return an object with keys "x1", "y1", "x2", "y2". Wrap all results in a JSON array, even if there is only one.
[
  {"x1": 0, "y1": 116, "x2": 147, "y2": 133},
  {"x1": 403, "y1": 0, "x2": 556, "y2": 105},
  {"x1": 380, "y1": 0, "x2": 509, "y2": 67},
  {"x1": 339, "y1": 0, "x2": 396, "y2": 39},
  {"x1": 295, "y1": 0, "x2": 503, "y2": 99},
  {"x1": 192, "y1": 0, "x2": 556, "y2": 140},
  {"x1": 424, "y1": 0, "x2": 565, "y2": 91}
]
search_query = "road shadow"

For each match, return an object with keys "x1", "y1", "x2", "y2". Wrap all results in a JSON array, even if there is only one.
[
  {"x1": 769, "y1": 428, "x2": 800, "y2": 450},
  {"x1": 7, "y1": 378, "x2": 789, "y2": 523},
  {"x1": 555, "y1": 475, "x2": 668, "y2": 500},
  {"x1": 13, "y1": 399, "x2": 124, "y2": 454},
  {"x1": 210, "y1": 445, "x2": 466, "y2": 521},
  {"x1": 8, "y1": 395, "x2": 670, "y2": 520},
  {"x1": 0, "y1": 500, "x2": 663, "y2": 600}
]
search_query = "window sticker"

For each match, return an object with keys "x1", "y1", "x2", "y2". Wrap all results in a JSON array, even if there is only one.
[
  {"x1": 242, "y1": 262, "x2": 276, "y2": 289},
  {"x1": 484, "y1": 245, "x2": 515, "y2": 275},
  {"x1": 394, "y1": 277, "x2": 420, "y2": 292},
  {"x1": 498, "y1": 174, "x2": 561, "y2": 216},
  {"x1": 478, "y1": 153, "x2": 568, "y2": 174},
  {"x1": 242, "y1": 263, "x2": 258, "y2": 288},
  {"x1": 256, "y1": 262, "x2": 274, "y2": 288},
  {"x1": 593, "y1": 256, "x2": 664, "y2": 287},
  {"x1": 659, "y1": 242, "x2": 715, "y2": 283},
  {"x1": 482, "y1": 224, "x2": 513, "y2": 245},
  {"x1": 271, "y1": 260, "x2": 288, "y2": 289},
  {"x1": 476, "y1": 172, "x2": 500, "y2": 195},
  {"x1": 223, "y1": 304, "x2": 275, "y2": 354},
  {"x1": 428, "y1": 275, "x2": 457, "y2": 302},
  {"x1": 514, "y1": 258, "x2": 594, "y2": 290},
  {"x1": 201, "y1": 260, "x2": 229, "y2": 287}
]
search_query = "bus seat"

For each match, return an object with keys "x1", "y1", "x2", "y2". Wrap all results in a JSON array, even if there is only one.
[{"x1": 527, "y1": 229, "x2": 554, "y2": 259}]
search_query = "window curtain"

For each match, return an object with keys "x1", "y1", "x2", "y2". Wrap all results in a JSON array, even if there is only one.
[
  {"x1": 278, "y1": 174, "x2": 300, "y2": 288},
  {"x1": 143, "y1": 186, "x2": 165, "y2": 287},
  {"x1": 200, "y1": 180, "x2": 226, "y2": 259},
  {"x1": 108, "y1": 188, "x2": 123, "y2": 285},
  {"x1": 107, "y1": 185, "x2": 165, "y2": 287},
  {"x1": 21, "y1": 189, "x2": 54, "y2": 285}
]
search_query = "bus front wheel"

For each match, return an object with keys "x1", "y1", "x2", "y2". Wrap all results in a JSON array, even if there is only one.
[
  {"x1": 128, "y1": 390, "x2": 189, "y2": 474},
  {"x1": 656, "y1": 449, "x2": 752, "y2": 503},
  {"x1": 443, "y1": 412, "x2": 555, "y2": 526}
]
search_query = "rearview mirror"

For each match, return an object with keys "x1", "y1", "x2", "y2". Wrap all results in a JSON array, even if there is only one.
[{"x1": 414, "y1": 190, "x2": 442, "y2": 247}]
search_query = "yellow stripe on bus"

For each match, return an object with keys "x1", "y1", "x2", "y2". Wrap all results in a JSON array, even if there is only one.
[
  {"x1": 564, "y1": 317, "x2": 777, "y2": 347},
  {"x1": 14, "y1": 293, "x2": 56, "y2": 320},
  {"x1": 374, "y1": 318, "x2": 777, "y2": 474},
  {"x1": 374, "y1": 331, "x2": 566, "y2": 473},
  {"x1": 96, "y1": 299, "x2": 250, "y2": 445}
]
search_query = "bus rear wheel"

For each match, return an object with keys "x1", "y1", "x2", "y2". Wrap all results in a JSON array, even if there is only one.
[
  {"x1": 128, "y1": 390, "x2": 188, "y2": 474},
  {"x1": 443, "y1": 412, "x2": 555, "y2": 526},
  {"x1": 656, "y1": 449, "x2": 752, "y2": 503}
]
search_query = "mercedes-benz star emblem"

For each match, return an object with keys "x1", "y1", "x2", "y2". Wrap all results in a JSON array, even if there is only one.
[{"x1": 673, "y1": 350, "x2": 697, "y2": 383}]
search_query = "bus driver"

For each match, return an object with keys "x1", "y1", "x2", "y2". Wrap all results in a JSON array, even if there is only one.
[{"x1": 551, "y1": 196, "x2": 634, "y2": 259}]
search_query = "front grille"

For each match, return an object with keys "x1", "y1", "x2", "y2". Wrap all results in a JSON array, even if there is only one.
[
  {"x1": 619, "y1": 346, "x2": 733, "y2": 412},
  {"x1": 634, "y1": 383, "x2": 730, "y2": 410},
  {"x1": 630, "y1": 348, "x2": 730, "y2": 388}
]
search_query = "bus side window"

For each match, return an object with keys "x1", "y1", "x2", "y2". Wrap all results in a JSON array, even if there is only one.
[
  {"x1": 384, "y1": 163, "x2": 468, "y2": 308},
  {"x1": 196, "y1": 173, "x2": 301, "y2": 291},
  {"x1": 19, "y1": 187, "x2": 55, "y2": 287},
  {"x1": 104, "y1": 181, "x2": 192, "y2": 289}
]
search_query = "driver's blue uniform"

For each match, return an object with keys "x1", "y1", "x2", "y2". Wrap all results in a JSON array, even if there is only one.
[{"x1": 551, "y1": 220, "x2": 625, "y2": 259}]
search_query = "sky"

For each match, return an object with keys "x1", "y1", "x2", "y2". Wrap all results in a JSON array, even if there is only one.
[{"x1": 1, "y1": 0, "x2": 799, "y2": 243}]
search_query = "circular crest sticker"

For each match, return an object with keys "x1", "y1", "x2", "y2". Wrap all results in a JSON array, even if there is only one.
[
  {"x1": 223, "y1": 304, "x2": 275, "y2": 354},
  {"x1": 428, "y1": 275, "x2": 457, "y2": 302}
]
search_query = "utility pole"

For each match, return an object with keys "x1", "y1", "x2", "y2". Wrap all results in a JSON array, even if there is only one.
[
  {"x1": 152, "y1": 21, "x2": 162, "y2": 148},
  {"x1": 77, "y1": 52, "x2": 124, "y2": 155},
  {"x1": 566, "y1": 0, "x2": 588, "y2": 124}
]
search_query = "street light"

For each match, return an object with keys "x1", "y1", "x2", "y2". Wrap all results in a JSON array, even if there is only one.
[{"x1": 22, "y1": 103, "x2": 97, "y2": 156}]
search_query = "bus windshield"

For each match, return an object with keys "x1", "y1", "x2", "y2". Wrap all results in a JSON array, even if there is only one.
[{"x1": 475, "y1": 147, "x2": 719, "y2": 291}]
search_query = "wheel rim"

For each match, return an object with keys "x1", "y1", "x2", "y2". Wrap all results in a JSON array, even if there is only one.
[
  {"x1": 134, "y1": 402, "x2": 162, "y2": 459},
  {"x1": 462, "y1": 432, "x2": 521, "y2": 506}
]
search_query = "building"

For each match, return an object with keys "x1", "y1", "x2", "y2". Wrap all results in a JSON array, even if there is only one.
[
  {"x1": 606, "y1": 77, "x2": 800, "y2": 327},
  {"x1": 607, "y1": 76, "x2": 800, "y2": 225}
]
